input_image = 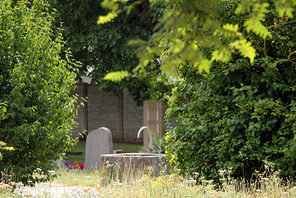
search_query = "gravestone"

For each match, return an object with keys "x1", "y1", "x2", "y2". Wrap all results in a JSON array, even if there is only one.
[{"x1": 84, "y1": 127, "x2": 113, "y2": 170}]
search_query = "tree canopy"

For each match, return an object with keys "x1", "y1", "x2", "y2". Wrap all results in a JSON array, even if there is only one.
[
  {"x1": 50, "y1": 0, "x2": 170, "y2": 103},
  {"x1": 100, "y1": 0, "x2": 296, "y2": 78}
]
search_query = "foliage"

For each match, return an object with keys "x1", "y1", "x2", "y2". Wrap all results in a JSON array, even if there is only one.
[
  {"x1": 165, "y1": 2, "x2": 296, "y2": 181},
  {"x1": 99, "y1": 0, "x2": 296, "y2": 77},
  {"x1": 0, "y1": 0, "x2": 78, "y2": 186},
  {"x1": 104, "y1": 71, "x2": 130, "y2": 82},
  {"x1": 0, "y1": 103, "x2": 14, "y2": 161},
  {"x1": 0, "y1": 142, "x2": 14, "y2": 162},
  {"x1": 151, "y1": 134, "x2": 166, "y2": 154},
  {"x1": 99, "y1": 0, "x2": 296, "y2": 181},
  {"x1": 51, "y1": 0, "x2": 171, "y2": 104},
  {"x1": 0, "y1": 103, "x2": 6, "y2": 121}
]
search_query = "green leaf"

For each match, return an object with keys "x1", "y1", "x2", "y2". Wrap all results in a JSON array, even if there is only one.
[
  {"x1": 197, "y1": 59, "x2": 211, "y2": 73},
  {"x1": 104, "y1": 71, "x2": 130, "y2": 81},
  {"x1": 275, "y1": 0, "x2": 295, "y2": 18},
  {"x1": 211, "y1": 48, "x2": 232, "y2": 63},
  {"x1": 128, "y1": 39, "x2": 148, "y2": 47},
  {"x1": 160, "y1": 63, "x2": 178, "y2": 78},
  {"x1": 244, "y1": 19, "x2": 271, "y2": 38},
  {"x1": 243, "y1": 3, "x2": 272, "y2": 39},
  {"x1": 229, "y1": 39, "x2": 256, "y2": 63},
  {"x1": 222, "y1": 24, "x2": 239, "y2": 37},
  {"x1": 97, "y1": 12, "x2": 118, "y2": 24}
]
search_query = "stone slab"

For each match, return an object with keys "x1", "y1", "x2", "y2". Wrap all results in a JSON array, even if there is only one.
[{"x1": 84, "y1": 127, "x2": 113, "y2": 170}]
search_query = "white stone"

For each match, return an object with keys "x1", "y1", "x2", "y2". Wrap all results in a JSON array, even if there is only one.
[{"x1": 84, "y1": 127, "x2": 113, "y2": 170}]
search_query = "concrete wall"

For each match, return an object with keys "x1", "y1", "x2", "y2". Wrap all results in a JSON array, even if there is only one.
[
  {"x1": 72, "y1": 84, "x2": 143, "y2": 143},
  {"x1": 123, "y1": 94, "x2": 143, "y2": 143}
]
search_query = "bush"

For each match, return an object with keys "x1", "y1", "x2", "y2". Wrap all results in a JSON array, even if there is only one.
[
  {"x1": 165, "y1": 4, "x2": 296, "y2": 182},
  {"x1": 0, "y1": 0, "x2": 78, "y2": 185}
]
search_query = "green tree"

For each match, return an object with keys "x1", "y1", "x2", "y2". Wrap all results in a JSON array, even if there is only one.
[
  {"x1": 100, "y1": 0, "x2": 295, "y2": 76},
  {"x1": 50, "y1": 0, "x2": 170, "y2": 103},
  {"x1": 100, "y1": 0, "x2": 296, "y2": 181},
  {"x1": 165, "y1": 2, "x2": 296, "y2": 181},
  {"x1": 0, "y1": 0, "x2": 78, "y2": 185}
]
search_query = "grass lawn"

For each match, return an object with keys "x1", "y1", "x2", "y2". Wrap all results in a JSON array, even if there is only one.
[
  {"x1": 67, "y1": 141, "x2": 143, "y2": 163},
  {"x1": 50, "y1": 170, "x2": 101, "y2": 187}
]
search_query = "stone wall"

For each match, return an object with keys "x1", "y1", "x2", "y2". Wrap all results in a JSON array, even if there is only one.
[{"x1": 72, "y1": 84, "x2": 143, "y2": 143}]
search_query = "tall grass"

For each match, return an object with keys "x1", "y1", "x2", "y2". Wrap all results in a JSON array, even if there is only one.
[
  {"x1": 1, "y1": 164, "x2": 296, "y2": 197},
  {"x1": 93, "y1": 167, "x2": 296, "y2": 198}
]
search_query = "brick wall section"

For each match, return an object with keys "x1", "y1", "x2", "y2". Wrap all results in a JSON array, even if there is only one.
[
  {"x1": 123, "y1": 95, "x2": 143, "y2": 143},
  {"x1": 71, "y1": 84, "x2": 143, "y2": 143}
]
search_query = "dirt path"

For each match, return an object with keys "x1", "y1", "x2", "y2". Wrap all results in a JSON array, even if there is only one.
[{"x1": 15, "y1": 184, "x2": 98, "y2": 198}]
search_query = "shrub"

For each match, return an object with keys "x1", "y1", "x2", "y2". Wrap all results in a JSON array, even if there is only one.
[
  {"x1": 0, "y1": 0, "x2": 78, "y2": 185},
  {"x1": 165, "y1": 4, "x2": 296, "y2": 182}
]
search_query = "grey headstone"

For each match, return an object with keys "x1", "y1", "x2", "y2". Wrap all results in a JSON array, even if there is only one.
[{"x1": 84, "y1": 127, "x2": 113, "y2": 170}]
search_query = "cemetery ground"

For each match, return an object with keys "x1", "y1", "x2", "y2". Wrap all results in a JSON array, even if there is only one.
[
  {"x1": 1, "y1": 141, "x2": 296, "y2": 197},
  {"x1": 2, "y1": 165, "x2": 296, "y2": 197}
]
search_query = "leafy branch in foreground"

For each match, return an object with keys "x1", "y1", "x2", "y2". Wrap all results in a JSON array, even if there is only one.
[
  {"x1": 104, "y1": 71, "x2": 130, "y2": 81},
  {"x1": 99, "y1": 0, "x2": 296, "y2": 81}
]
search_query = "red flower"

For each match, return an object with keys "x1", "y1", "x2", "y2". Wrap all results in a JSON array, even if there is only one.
[{"x1": 78, "y1": 163, "x2": 84, "y2": 169}]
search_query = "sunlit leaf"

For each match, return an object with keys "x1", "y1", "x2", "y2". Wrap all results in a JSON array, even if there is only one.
[
  {"x1": 104, "y1": 71, "x2": 130, "y2": 81},
  {"x1": 275, "y1": 0, "x2": 295, "y2": 17},
  {"x1": 230, "y1": 39, "x2": 256, "y2": 63},
  {"x1": 197, "y1": 59, "x2": 211, "y2": 73},
  {"x1": 97, "y1": 12, "x2": 118, "y2": 24},
  {"x1": 211, "y1": 48, "x2": 232, "y2": 63}
]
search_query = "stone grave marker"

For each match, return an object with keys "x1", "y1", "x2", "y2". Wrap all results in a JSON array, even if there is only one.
[{"x1": 84, "y1": 127, "x2": 113, "y2": 170}]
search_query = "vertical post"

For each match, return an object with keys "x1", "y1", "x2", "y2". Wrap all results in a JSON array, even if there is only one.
[
  {"x1": 119, "y1": 89, "x2": 124, "y2": 142},
  {"x1": 143, "y1": 101, "x2": 163, "y2": 150},
  {"x1": 83, "y1": 83, "x2": 88, "y2": 140}
]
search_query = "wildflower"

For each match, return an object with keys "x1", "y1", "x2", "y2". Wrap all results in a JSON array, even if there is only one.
[
  {"x1": 151, "y1": 181, "x2": 158, "y2": 189},
  {"x1": 142, "y1": 174, "x2": 149, "y2": 179},
  {"x1": 191, "y1": 189, "x2": 197, "y2": 195},
  {"x1": 167, "y1": 178, "x2": 173, "y2": 183},
  {"x1": 78, "y1": 163, "x2": 84, "y2": 169},
  {"x1": 1, "y1": 184, "x2": 9, "y2": 189},
  {"x1": 95, "y1": 186, "x2": 102, "y2": 191},
  {"x1": 155, "y1": 176, "x2": 164, "y2": 185},
  {"x1": 178, "y1": 176, "x2": 184, "y2": 180},
  {"x1": 179, "y1": 182, "x2": 184, "y2": 185},
  {"x1": 84, "y1": 188, "x2": 89, "y2": 192}
]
